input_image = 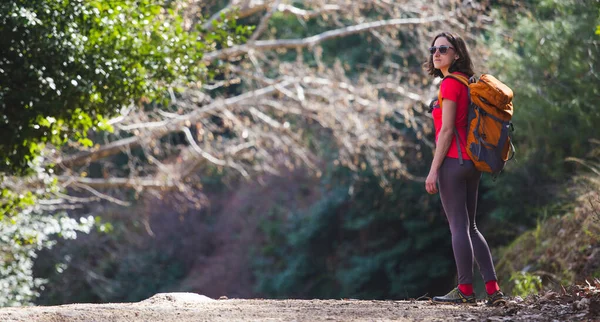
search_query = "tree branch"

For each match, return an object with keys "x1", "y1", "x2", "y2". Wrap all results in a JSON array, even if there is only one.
[
  {"x1": 202, "y1": 2, "x2": 268, "y2": 31},
  {"x1": 277, "y1": 4, "x2": 342, "y2": 19},
  {"x1": 61, "y1": 177, "x2": 177, "y2": 190},
  {"x1": 249, "y1": 0, "x2": 282, "y2": 42},
  {"x1": 71, "y1": 182, "x2": 131, "y2": 206},
  {"x1": 202, "y1": 14, "x2": 447, "y2": 63},
  {"x1": 181, "y1": 127, "x2": 250, "y2": 178},
  {"x1": 58, "y1": 136, "x2": 141, "y2": 169},
  {"x1": 202, "y1": 1, "x2": 343, "y2": 32},
  {"x1": 56, "y1": 80, "x2": 295, "y2": 169}
]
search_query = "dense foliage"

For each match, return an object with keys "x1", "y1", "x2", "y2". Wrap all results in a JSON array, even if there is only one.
[
  {"x1": 480, "y1": 0, "x2": 600, "y2": 241},
  {"x1": 0, "y1": 0, "x2": 208, "y2": 174},
  {"x1": 0, "y1": 0, "x2": 251, "y2": 306},
  {"x1": 0, "y1": 210, "x2": 94, "y2": 306}
]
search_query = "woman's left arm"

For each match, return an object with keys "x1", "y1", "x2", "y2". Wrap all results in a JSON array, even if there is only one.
[{"x1": 426, "y1": 99, "x2": 457, "y2": 194}]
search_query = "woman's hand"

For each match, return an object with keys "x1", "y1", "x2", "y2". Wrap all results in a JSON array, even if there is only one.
[{"x1": 425, "y1": 170, "x2": 439, "y2": 194}]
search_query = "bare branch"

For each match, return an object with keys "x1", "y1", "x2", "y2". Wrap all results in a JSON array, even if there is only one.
[
  {"x1": 202, "y1": 1, "x2": 268, "y2": 31},
  {"x1": 277, "y1": 4, "x2": 342, "y2": 19},
  {"x1": 181, "y1": 127, "x2": 250, "y2": 178},
  {"x1": 203, "y1": 14, "x2": 448, "y2": 63},
  {"x1": 61, "y1": 177, "x2": 178, "y2": 190},
  {"x1": 249, "y1": 0, "x2": 282, "y2": 42},
  {"x1": 202, "y1": 1, "x2": 343, "y2": 32},
  {"x1": 71, "y1": 183, "x2": 131, "y2": 206},
  {"x1": 373, "y1": 82, "x2": 429, "y2": 106},
  {"x1": 58, "y1": 136, "x2": 141, "y2": 169},
  {"x1": 56, "y1": 80, "x2": 295, "y2": 169}
]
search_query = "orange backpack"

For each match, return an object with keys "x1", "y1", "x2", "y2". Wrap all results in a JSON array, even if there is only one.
[{"x1": 440, "y1": 74, "x2": 515, "y2": 177}]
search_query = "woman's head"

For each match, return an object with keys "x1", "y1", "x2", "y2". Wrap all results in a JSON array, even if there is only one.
[{"x1": 424, "y1": 32, "x2": 474, "y2": 78}]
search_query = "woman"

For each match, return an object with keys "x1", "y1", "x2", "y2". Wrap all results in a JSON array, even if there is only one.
[{"x1": 424, "y1": 32, "x2": 506, "y2": 306}]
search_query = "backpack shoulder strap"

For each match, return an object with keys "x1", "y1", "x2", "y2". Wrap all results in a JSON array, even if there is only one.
[
  {"x1": 440, "y1": 73, "x2": 470, "y2": 166},
  {"x1": 444, "y1": 74, "x2": 470, "y2": 87}
]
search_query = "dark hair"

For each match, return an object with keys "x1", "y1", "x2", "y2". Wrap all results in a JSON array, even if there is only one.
[{"x1": 424, "y1": 32, "x2": 475, "y2": 78}]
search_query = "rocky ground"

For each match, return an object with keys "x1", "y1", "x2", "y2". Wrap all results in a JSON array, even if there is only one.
[{"x1": 0, "y1": 284, "x2": 598, "y2": 322}]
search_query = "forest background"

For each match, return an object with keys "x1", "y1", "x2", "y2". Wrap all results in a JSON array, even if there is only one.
[{"x1": 0, "y1": 0, "x2": 599, "y2": 307}]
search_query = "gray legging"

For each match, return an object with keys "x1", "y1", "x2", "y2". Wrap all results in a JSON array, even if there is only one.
[{"x1": 438, "y1": 157, "x2": 497, "y2": 285}]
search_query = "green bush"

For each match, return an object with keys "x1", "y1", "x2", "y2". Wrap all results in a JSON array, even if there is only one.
[{"x1": 509, "y1": 272, "x2": 542, "y2": 297}]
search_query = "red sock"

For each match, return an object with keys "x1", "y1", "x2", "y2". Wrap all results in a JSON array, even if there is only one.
[
  {"x1": 485, "y1": 280, "x2": 500, "y2": 295},
  {"x1": 458, "y1": 284, "x2": 473, "y2": 296}
]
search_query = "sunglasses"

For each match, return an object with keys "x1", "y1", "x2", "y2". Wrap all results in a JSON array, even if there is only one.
[{"x1": 429, "y1": 45, "x2": 454, "y2": 55}]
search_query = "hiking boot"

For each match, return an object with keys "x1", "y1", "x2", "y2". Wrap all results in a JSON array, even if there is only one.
[
  {"x1": 486, "y1": 290, "x2": 507, "y2": 307},
  {"x1": 432, "y1": 287, "x2": 477, "y2": 305}
]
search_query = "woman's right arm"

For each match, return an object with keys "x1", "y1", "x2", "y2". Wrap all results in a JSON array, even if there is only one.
[{"x1": 425, "y1": 98, "x2": 457, "y2": 194}]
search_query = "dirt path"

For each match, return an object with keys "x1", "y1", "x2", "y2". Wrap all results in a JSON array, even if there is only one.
[{"x1": 0, "y1": 292, "x2": 595, "y2": 322}]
